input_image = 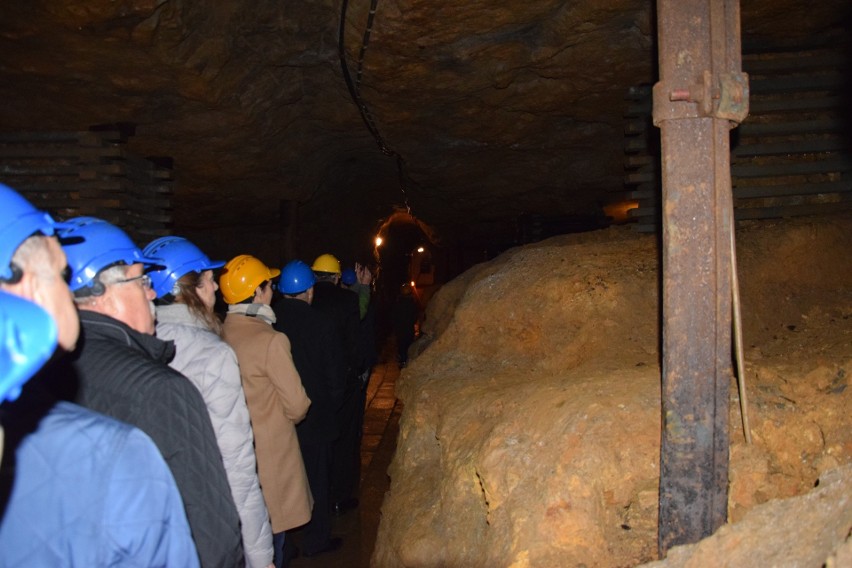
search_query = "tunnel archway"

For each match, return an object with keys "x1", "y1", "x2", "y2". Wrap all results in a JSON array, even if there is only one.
[{"x1": 372, "y1": 208, "x2": 439, "y2": 340}]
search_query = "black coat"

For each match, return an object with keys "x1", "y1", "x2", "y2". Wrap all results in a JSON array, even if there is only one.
[
  {"x1": 311, "y1": 281, "x2": 361, "y2": 388},
  {"x1": 273, "y1": 297, "x2": 346, "y2": 444},
  {"x1": 72, "y1": 310, "x2": 244, "y2": 568}
]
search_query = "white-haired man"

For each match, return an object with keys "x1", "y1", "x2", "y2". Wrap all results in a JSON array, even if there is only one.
[
  {"x1": 59, "y1": 216, "x2": 244, "y2": 568},
  {"x1": 0, "y1": 184, "x2": 198, "y2": 566}
]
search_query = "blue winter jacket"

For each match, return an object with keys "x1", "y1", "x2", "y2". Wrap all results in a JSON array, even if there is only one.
[{"x1": 0, "y1": 401, "x2": 200, "y2": 567}]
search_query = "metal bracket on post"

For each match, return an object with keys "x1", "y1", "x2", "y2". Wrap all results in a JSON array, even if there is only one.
[
  {"x1": 715, "y1": 72, "x2": 749, "y2": 124},
  {"x1": 653, "y1": 71, "x2": 749, "y2": 126}
]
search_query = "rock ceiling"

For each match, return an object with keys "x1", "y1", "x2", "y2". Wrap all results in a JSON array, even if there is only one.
[{"x1": 0, "y1": 1, "x2": 848, "y2": 260}]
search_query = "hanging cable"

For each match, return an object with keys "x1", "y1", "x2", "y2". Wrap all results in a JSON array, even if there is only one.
[
  {"x1": 338, "y1": 0, "x2": 391, "y2": 156},
  {"x1": 397, "y1": 155, "x2": 411, "y2": 214},
  {"x1": 355, "y1": 0, "x2": 379, "y2": 92},
  {"x1": 338, "y1": 0, "x2": 416, "y2": 213}
]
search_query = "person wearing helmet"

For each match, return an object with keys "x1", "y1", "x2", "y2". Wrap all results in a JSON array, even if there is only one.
[
  {"x1": 350, "y1": 261, "x2": 378, "y2": 374},
  {"x1": 340, "y1": 267, "x2": 357, "y2": 288},
  {"x1": 0, "y1": 291, "x2": 198, "y2": 566},
  {"x1": 220, "y1": 255, "x2": 312, "y2": 568},
  {"x1": 60, "y1": 217, "x2": 244, "y2": 568},
  {"x1": 342, "y1": 262, "x2": 375, "y2": 320},
  {"x1": 309, "y1": 253, "x2": 363, "y2": 514},
  {"x1": 272, "y1": 260, "x2": 346, "y2": 557},
  {"x1": 144, "y1": 237, "x2": 274, "y2": 568},
  {"x1": 0, "y1": 184, "x2": 79, "y2": 352},
  {"x1": 0, "y1": 291, "x2": 58, "y2": 451},
  {"x1": 0, "y1": 185, "x2": 198, "y2": 566}
]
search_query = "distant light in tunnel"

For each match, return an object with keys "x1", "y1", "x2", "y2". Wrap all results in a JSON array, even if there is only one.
[
  {"x1": 603, "y1": 201, "x2": 640, "y2": 224},
  {"x1": 410, "y1": 281, "x2": 416, "y2": 288},
  {"x1": 416, "y1": 246, "x2": 424, "y2": 253},
  {"x1": 375, "y1": 236, "x2": 383, "y2": 247}
]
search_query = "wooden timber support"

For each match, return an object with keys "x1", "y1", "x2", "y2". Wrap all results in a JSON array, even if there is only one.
[
  {"x1": 653, "y1": 0, "x2": 747, "y2": 555},
  {"x1": 0, "y1": 129, "x2": 173, "y2": 245},
  {"x1": 620, "y1": 35, "x2": 851, "y2": 232}
]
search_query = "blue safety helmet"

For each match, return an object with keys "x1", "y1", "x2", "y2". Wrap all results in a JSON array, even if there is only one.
[
  {"x1": 0, "y1": 290, "x2": 58, "y2": 404},
  {"x1": 341, "y1": 268, "x2": 357, "y2": 286},
  {"x1": 142, "y1": 236, "x2": 225, "y2": 299},
  {"x1": 58, "y1": 217, "x2": 163, "y2": 295},
  {"x1": 0, "y1": 183, "x2": 73, "y2": 283},
  {"x1": 278, "y1": 260, "x2": 316, "y2": 295}
]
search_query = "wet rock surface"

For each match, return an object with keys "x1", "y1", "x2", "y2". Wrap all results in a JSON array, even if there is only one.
[{"x1": 373, "y1": 213, "x2": 852, "y2": 567}]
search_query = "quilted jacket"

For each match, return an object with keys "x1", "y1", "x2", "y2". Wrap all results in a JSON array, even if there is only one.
[
  {"x1": 72, "y1": 310, "x2": 244, "y2": 568},
  {"x1": 156, "y1": 303, "x2": 273, "y2": 568},
  {"x1": 0, "y1": 401, "x2": 199, "y2": 567}
]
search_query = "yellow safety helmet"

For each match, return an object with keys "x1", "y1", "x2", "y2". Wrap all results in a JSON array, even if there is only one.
[
  {"x1": 311, "y1": 253, "x2": 341, "y2": 274},
  {"x1": 219, "y1": 254, "x2": 281, "y2": 304}
]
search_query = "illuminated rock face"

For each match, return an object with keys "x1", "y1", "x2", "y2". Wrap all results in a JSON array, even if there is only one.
[
  {"x1": 0, "y1": 1, "x2": 847, "y2": 258},
  {"x1": 373, "y1": 214, "x2": 852, "y2": 567}
]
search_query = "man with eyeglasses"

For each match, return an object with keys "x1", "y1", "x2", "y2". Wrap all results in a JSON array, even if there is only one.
[
  {"x1": 0, "y1": 188, "x2": 199, "y2": 565},
  {"x1": 60, "y1": 217, "x2": 245, "y2": 568}
]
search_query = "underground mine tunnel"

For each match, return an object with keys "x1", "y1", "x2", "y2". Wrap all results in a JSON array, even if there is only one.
[{"x1": 0, "y1": 0, "x2": 850, "y2": 567}]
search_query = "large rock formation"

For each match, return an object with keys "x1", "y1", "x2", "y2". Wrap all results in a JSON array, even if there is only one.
[{"x1": 373, "y1": 212, "x2": 852, "y2": 566}]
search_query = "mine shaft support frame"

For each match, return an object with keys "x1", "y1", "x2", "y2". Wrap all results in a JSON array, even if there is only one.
[{"x1": 653, "y1": 0, "x2": 749, "y2": 556}]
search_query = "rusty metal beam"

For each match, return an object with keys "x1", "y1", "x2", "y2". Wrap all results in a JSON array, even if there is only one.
[{"x1": 653, "y1": 0, "x2": 748, "y2": 555}]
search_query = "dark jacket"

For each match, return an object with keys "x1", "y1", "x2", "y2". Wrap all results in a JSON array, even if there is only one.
[
  {"x1": 72, "y1": 310, "x2": 244, "y2": 568},
  {"x1": 311, "y1": 281, "x2": 361, "y2": 389},
  {"x1": 273, "y1": 297, "x2": 346, "y2": 444}
]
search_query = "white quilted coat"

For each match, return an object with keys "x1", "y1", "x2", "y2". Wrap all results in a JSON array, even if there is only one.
[{"x1": 156, "y1": 303, "x2": 273, "y2": 568}]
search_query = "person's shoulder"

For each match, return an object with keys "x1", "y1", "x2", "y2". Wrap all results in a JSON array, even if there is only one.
[
  {"x1": 132, "y1": 347, "x2": 181, "y2": 377},
  {"x1": 233, "y1": 317, "x2": 281, "y2": 346},
  {"x1": 312, "y1": 307, "x2": 337, "y2": 330},
  {"x1": 270, "y1": 327, "x2": 291, "y2": 347},
  {"x1": 40, "y1": 401, "x2": 136, "y2": 454},
  {"x1": 158, "y1": 319, "x2": 215, "y2": 349},
  {"x1": 320, "y1": 284, "x2": 357, "y2": 306},
  {"x1": 128, "y1": 355, "x2": 204, "y2": 401},
  {"x1": 178, "y1": 322, "x2": 221, "y2": 348},
  {"x1": 76, "y1": 336, "x2": 167, "y2": 384},
  {"x1": 199, "y1": 333, "x2": 238, "y2": 369}
]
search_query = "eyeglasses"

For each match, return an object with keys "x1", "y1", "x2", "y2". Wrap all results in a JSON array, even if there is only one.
[{"x1": 114, "y1": 273, "x2": 153, "y2": 290}]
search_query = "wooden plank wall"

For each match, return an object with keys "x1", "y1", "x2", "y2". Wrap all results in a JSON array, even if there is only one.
[
  {"x1": 619, "y1": 38, "x2": 851, "y2": 232},
  {"x1": 0, "y1": 130, "x2": 173, "y2": 245}
]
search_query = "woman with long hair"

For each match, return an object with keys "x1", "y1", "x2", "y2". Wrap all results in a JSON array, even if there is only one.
[{"x1": 144, "y1": 236, "x2": 274, "y2": 568}]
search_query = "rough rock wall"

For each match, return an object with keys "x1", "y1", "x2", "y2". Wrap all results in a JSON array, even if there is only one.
[
  {"x1": 373, "y1": 213, "x2": 852, "y2": 567},
  {"x1": 1, "y1": 1, "x2": 848, "y2": 260}
]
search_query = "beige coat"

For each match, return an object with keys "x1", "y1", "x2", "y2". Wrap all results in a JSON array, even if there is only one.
[{"x1": 223, "y1": 313, "x2": 313, "y2": 533}]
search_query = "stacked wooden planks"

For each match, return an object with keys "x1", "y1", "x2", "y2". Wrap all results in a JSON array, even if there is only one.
[
  {"x1": 618, "y1": 36, "x2": 850, "y2": 232},
  {"x1": 0, "y1": 129, "x2": 173, "y2": 244}
]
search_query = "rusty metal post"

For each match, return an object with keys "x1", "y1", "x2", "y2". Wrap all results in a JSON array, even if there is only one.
[{"x1": 653, "y1": 0, "x2": 749, "y2": 555}]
